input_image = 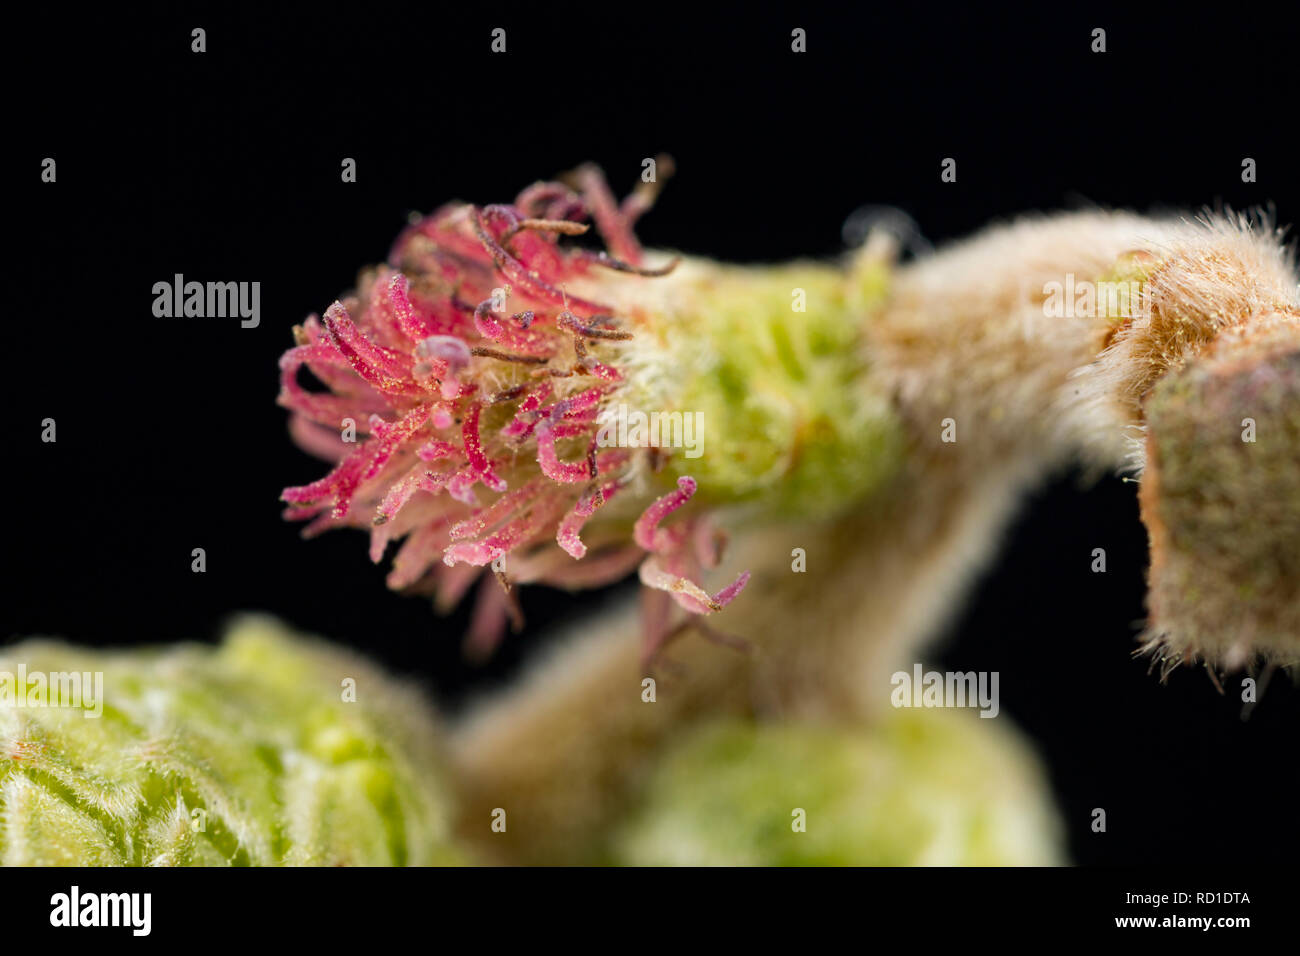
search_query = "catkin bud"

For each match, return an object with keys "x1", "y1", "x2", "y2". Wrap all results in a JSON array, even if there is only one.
[{"x1": 1140, "y1": 316, "x2": 1300, "y2": 670}]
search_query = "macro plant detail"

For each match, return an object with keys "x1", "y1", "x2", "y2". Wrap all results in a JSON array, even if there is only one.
[
  {"x1": 0, "y1": 619, "x2": 460, "y2": 866},
  {"x1": 9, "y1": 168, "x2": 1295, "y2": 870},
  {"x1": 423, "y1": 172, "x2": 1296, "y2": 865},
  {"x1": 11, "y1": 3, "x2": 1300, "y2": 915},
  {"x1": 280, "y1": 164, "x2": 1300, "y2": 680},
  {"x1": 278, "y1": 165, "x2": 755, "y2": 659},
  {"x1": 278, "y1": 163, "x2": 903, "y2": 659},
  {"x1": 613, "y1": 708, "x2": 1062, "y2": 866}
]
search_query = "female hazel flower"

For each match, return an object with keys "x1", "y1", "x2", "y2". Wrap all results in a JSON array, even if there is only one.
[
  {"x1": 283, "y1": 162, "x2": 1300, "y2": 687},
  {"x1": 278, "y1": 165, "x2": 793, "y2": 658}
]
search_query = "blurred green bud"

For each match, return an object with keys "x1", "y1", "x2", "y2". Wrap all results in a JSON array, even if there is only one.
[
  {"x1": 0, "y1": 616, "x2": 463, "y2": 866},
  {"x1": 614, "y1": 707, "x2": 1063, "y2": 866}
]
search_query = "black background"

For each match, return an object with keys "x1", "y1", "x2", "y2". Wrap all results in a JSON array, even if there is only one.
[{"x1": 10, "y1": 4, "x2": 1299, "y2": 867}]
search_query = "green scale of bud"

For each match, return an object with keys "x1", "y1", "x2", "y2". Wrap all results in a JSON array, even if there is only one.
[{"x1": 0, "y1": 618, "x2": 463, "y2": 866}]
